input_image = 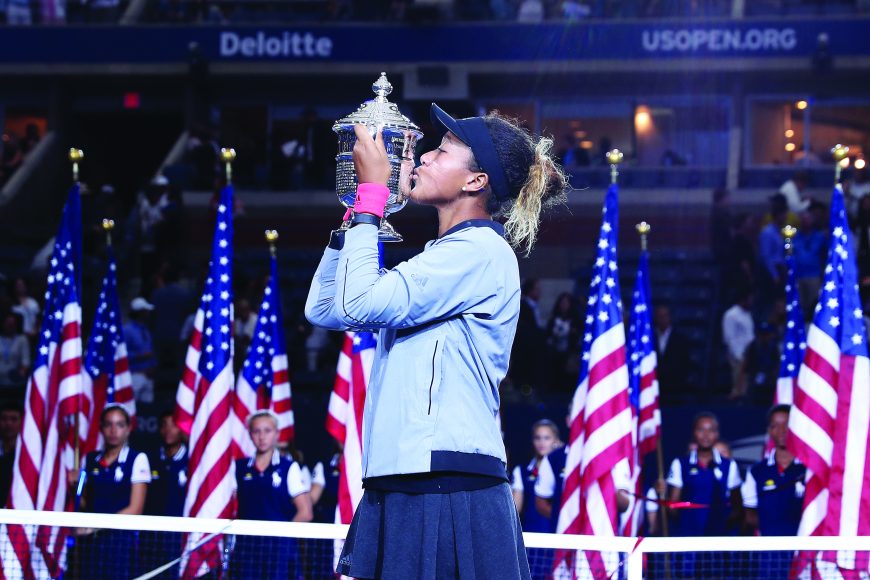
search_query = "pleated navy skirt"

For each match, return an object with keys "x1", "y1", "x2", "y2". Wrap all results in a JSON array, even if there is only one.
[{"x1": 337, "y1": 482, "x2": 532, "y2": 580}]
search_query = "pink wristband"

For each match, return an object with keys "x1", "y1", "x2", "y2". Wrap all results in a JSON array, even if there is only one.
[{"x1": 354, "y1": 183, "x2": 390, "y2": 219}]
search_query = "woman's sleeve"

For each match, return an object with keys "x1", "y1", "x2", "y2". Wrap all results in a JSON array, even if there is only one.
[
  {"x1": 305, "y1": 233, "x2": 351, "y2": 331},
  {"x1": 333, "y1": 224, "x2": 496, "y2": 329}
]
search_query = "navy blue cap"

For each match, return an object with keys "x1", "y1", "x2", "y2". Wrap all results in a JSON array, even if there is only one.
[{"x1": 430, "y1": 103, "x2": 511, "y2": 202}]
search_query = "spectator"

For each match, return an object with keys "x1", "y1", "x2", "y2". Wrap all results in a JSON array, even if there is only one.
[
  {"x1": 10, "y1": 277, "x2": 39, "y2": 341},
  {"x1": 6, "y1": 0, "x2": 32, "y2": 25},
  {"x1": 512, "y1": 419, "x2": 562, "y2": 533},
  {"x1": 0, "y1": 313, "x2": 30, "y2": 389},
  {"x1": 232, "y1": 411, "x2": 312, "y2": 579},
  {"x1": 653, "y1": 304, "x2": 692, "y2": 402},
  {"x1": 21, "y1": 123, "x2": 40, "y2": 155},
  {"x1": 546, "y1": 293, "x2": 581, "y2": 391},
  {"x1": 0, "y1": 401, "x2": 23, "y2": 505},
  {"x1": 137, "y1": 176, "x2": 169, "y2": 297},
  {"x1": 758, "y1": 194, "x2": 788, "y2": 316},
  {"x1": 1, "y1": 133, "x2": 23, "y2": 184},
  {"x1": 722, "y1": 289, "x2": 754, "y2": 400},
  {"x1": 849, "y1": 168, "x2": 870, "y2": 218},
  {"x1": 721, "y1": 213, "x2": 757, "y2": 306},
  {"x1": 534, "y1": 442, "x2": 569, "y2": 533},
  {"x1": 666, "y1": 412, "x2": 742, "y2": 538},
  {"x1": 742, "y1": 405, "x2": 805, "y2": 535},
  {"x1": 778, "y1": 170, "x2": 811, "y2": 214},
  {"x1": 142, "y1": 412, "x2": 188, "y2": 576},
  {"x1": 561, "y1": 0, "x2": 590, "y2": 19},
  {"x1": 304, "y1": 325, "x2": 330, "y2": 372},
  {"x1": 517, "y1": 0, "x2": 543, "y2": 22},
  {"x1": 510, "y1": 278, "x2": 547, "y2": 388},
  {"x1": 74, "y1": 405, "x2": 151, "y2": 580},
  {"x1": 561, "y1": 135, "x2": 590, "y2": 170},
  {"x1": 710, "y1": 188, "x2": 733, "y2": 263},
  {"x1": 742, "y1": 405, "x2": 806, "y2": 574},
  {"x1": 150, "y1": 266, "x2": 192, "y2": 374},
  {"x1": 156, "y1": 185, "x2": 189, "y2": 273},
  {"x1": 855, "y1": 195, "x2": 870, "y2": 284},
  {"x1": 793, "y1": 207, "x2": 826, "y2": 321},
  {"x1": 742, "y1": 322, "x2": 780, "y2": 404},
  {"x1": 123, "y1": 298, "x2": 156, "y2": 404},
  {"x1": 88, "y1": 0, "x2": 123, "y2": 23}
]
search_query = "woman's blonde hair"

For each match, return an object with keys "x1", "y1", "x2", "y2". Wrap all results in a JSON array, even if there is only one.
[{"x1": 479, "y1": 113, "x2": 569, "y2": 256}]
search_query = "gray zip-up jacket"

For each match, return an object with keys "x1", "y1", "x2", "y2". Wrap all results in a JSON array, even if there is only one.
[{"x1": 305, "y1": 219, "x2": 520, "y2": 480}]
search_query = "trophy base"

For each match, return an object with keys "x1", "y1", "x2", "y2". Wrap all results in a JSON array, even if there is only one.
[{"x1": 338, "y1": 215, "x2": 403, "y2": 243}]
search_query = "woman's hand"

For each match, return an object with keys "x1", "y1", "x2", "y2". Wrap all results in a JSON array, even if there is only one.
[{"x1": 352, "y1": 124, "x2": 391, "y2": 186}]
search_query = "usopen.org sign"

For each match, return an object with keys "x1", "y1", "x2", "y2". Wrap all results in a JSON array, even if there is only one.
[
  {"x1": 219, "y1": 30, "x2": 334, "y2": 58},
  {"x1": 642, "y1": 27, "x2": 798, "y2": 53}
]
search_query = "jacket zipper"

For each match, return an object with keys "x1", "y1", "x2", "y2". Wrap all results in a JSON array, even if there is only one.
[{"x1": 428, "y1": 341, "x2": 438, "y2": 415}]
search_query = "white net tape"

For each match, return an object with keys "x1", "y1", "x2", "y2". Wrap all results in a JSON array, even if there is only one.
[{"x1": 1, "y1": 510, "x2": 869, "y2": 579}]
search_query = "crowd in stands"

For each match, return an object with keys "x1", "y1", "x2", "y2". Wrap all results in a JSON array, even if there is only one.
[
  {"x1": 713, "y1": 169, "x2": 870, "y2": 404},
  {"x1": 1, "y1": 0, "x2": 867, "y2": 25},
  {"x1": 0, "y1": 124, "x2": 41, "y2": 187}
]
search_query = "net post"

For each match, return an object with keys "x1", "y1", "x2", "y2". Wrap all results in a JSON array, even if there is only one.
[{"x1": 626, "y1": 540, "x2": 643, "y2": 580}]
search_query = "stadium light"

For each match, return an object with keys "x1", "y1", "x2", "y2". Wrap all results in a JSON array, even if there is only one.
[
  {"x1": 785, "y1": 143, "x2": 796, "y2": 152},
  {"x1": 785, "y1": 129, "x2": 795, "y2": 138},
  {"x1": 856, "y1": 158, "x2": 866, "y2": 170},
  {"x1": 796, "y1": 100, "x2": 809, "y2": 110},
  {"x1": 634, "y1": 107, "x2": 652, "y2": 133}
]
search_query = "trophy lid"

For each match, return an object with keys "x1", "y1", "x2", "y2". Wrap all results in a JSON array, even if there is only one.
[{"x1": 333, "y1": 72, "x2": 421, "y2": 134}]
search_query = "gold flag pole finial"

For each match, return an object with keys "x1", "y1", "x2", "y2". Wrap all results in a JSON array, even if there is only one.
[
  {"x1": 69, "y1": 148, "x2": 84, "y2": 183},
  {"x1": 607, "y1": 149, "x2": 624, "y2": 185},
  {"x1": 832, "y1": 144, "x2": 849, "y2": 185},
  {"x1": 220, "y1": 148, "x2": 237, "y2": 185},
  {"x1": 782, "y1": 225, "x2": 797, "y2": 256},
  {"x1": 636, "y1": 221, "x2": 651, "y2": 252},
  {"x1": 102, "y1": 218, "x2": 115, "y2": 247},
  {"x1": 265, "y1": 229, "x2": 279, "y2": 257}
]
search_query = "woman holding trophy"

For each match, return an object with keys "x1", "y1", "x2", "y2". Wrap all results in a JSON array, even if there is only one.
[{"x1": 306, "y1": 75, "x2": 568, "y2": 579}]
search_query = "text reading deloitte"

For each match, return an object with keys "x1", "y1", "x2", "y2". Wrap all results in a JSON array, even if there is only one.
[
  {"x1": 220, "y1": 31, "x2": 333, "y2": 58},
  {"x1": 642, "y1": 27, "x2": 797, "y2": 53}
]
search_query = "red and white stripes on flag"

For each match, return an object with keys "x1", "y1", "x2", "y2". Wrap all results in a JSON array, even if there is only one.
[
  {"x1": 788, "y1": 185, "x2": 870, "y2": 548},
  {"x1": 555, "y1": 184, "x2": 633, "y2": 579},
  {"x1": 80, "y1": 247, "x2": 135, "y2": 456},
  {"x1": 326, "y1": 331, "x2": 376, "y2": 525},
  {"x1": 174, "y1": 185, "x2": 236, "y2": 579},
  {"x1": 233, "y1": 250, "x2": 295, "y2": 457},
  {"x1": 622, "y1": 249, "x2": 661, "y2": 537},
  {"x1": 2, "y1": 185, "x2": 83, "y2": 580}
]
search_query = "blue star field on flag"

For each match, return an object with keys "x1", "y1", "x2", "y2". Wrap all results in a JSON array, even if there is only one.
[
  {"x1": 84, "y1": 247, "x2": 125, "y2": 396},
  {"x1": 579, "y1": 183, "x2": 624, "y2": 373},
  {"x1": 352, "y1": 331, "x2": 377, "y2": 354},
  {"x1": 628, "y1": 251, "x2": 652, "y2": 415},
  {"x1": 200, "y1": 186, "x2": 235, "y2": 382},
  {"x1": 241, "y1": 254, "x2": 285, "y2": 391},
  {"x1": 779, "y1": 245, "x2": 808, "y2": 383},
  {"x1": 35, "y1": 184, "x2": 81, "y2": 370},
  {"x1": 813, "y1": 186, "x2": 868, "y2": 358}
]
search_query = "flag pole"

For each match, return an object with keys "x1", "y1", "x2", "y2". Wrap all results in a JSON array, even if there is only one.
[
  {"x1": 221, "y1": 147, "x2": 236, "y2": 185},
  {"x1": 607, "y1": 148, "x2": 623, "y2": 184},
  {"x1": 265, "y1": 229, "x2": 279, "y2": 258},
  {"x1": 637, "y1": 219, "x2": 671, "y2": 574},
  {"x1": 70, "y1": 148, "x2": 84, "y2": 487},
  {"x1": 832, "y1": 144, "x2": 849, "y2": 185}
]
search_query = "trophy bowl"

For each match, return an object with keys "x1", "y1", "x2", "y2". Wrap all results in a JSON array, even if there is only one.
[{"x1": 333, "y1": 72, "x2": 423, "y2": 242}]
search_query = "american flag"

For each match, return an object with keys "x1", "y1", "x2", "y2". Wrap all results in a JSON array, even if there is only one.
[
  {"x1": 2, "y1": 185, "x2": 83, "y2": 580},
  {"x1": 326, "y1": 331, "x2": 376, "y2": 575},
  {"x1": 174, "y1": 185, "x2": 236, "y2": 579},
  {"x1": 555, "y1": 183, "x2": 633, "y2": 579},
  {"x1": 233, "y1": 248, "x2": 295, "y2": 456},
  {"x1": 81, "y1": 246, "x2": 135, "y2": 456},
  {"x1": 788, "y1": 185, "x2": 870, "y2": 548},
  {"x1": 622, "y1": 248, "x2": 661, "y2": 536},
  {"x1": 775, "y1": 244, "x2": 806, "y2": 405}
]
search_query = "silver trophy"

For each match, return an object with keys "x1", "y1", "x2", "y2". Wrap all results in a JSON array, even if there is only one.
[{"x1": 333, "y1": 72, "x2": 423, "y2": 242}]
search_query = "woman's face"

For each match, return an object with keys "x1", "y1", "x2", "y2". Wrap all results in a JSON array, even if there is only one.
[
  {"x1": 249, "y1": 416, "x2": 279, "y2": 454},
  {"x1": 411, "y1": 132, "x2": 479, "y2": 207},
  {"x1": 532, "y1": 426, "x2": 559, "y2": 458},
  {"x1": 557, "y1": 295, "x2": 571, "y2": 313},
  {"x1": 101, "y1": 409, "x2": 131, "y2": 449}
]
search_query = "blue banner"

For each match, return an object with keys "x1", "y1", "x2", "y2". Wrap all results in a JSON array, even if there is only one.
[{"x1": 0, "y1": 19, "x2": 867, "y2": 65}]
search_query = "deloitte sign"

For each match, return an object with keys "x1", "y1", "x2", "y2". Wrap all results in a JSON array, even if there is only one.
[{"x1": 219, "y1": 31, "x2": 334, "y2": 59}]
